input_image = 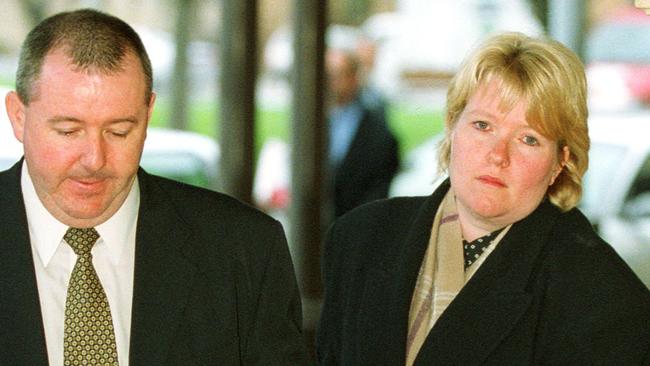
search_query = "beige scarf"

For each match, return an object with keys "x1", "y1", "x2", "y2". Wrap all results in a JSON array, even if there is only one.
[{"x1": 405, "y1": 190, "x2": 509, "y2": 365}]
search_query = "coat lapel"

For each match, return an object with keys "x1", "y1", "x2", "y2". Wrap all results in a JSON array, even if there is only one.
[
  {"x1": 0, "y1": 161, "x2": 49, "y2": 365},
  {"x1": 128, "y1": 171, "x2": 201, "y2": 366},
  {"x1": 356, "y1": 181, "x2": 448, "y2": 365},
  {"x1": 414, "y1": 200, "x2": 560, "y2": 365}
]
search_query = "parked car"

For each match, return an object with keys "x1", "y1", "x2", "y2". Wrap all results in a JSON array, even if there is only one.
[
  {"x1": 389, "y1": 112, "x2": 650, "y2": 288},
  {"x1": 580, "y1": 111, "x2": 650, "y2": 287},
  {"x1": 0, "y1": 112, "x2": 24, "y2": 171},
  {"x1": 585, "y1": 5, "x2": 650, "y2": 111},
  {"x1": 141, "y1": 127, "x2": 219, "y2": 188},
  {"x1": 388, "y1": 133, "x2": 444, "y2": 197},
  {"x1": 0, "y1": 87, "x2": 219, "y2": 189}
]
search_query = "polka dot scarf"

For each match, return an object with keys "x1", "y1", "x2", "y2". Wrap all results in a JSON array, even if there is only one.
[{"x1": 463, "y1": 228, "x2": 505, "y2": 270}]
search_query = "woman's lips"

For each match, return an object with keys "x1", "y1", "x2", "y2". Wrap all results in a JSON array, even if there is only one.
[{"x1": 477, "y1": 175, "x2": 507, "y2": 188}]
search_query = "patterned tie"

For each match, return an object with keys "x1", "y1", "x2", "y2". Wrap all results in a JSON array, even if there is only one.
[{"x1": 63, "y1": 227, "x2": 119, "y2": 366}]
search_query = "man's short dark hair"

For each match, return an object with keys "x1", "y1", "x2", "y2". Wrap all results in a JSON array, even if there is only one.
[{"x1": 16, "y1": 8, "x2": 153, "y2": 105}]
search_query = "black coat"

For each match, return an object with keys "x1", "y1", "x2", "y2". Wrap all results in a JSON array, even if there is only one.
[
  {"x1": 317, "y1": 180, "x2": 650, "y2": 365},
  {"x1": 332, "y1": 106, "x2": 399, "y2": 218},
  {"x1": 0, "y1": 161, "x2": 311, "y2": 365}
]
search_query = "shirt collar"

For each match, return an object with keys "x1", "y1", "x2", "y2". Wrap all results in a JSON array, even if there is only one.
[
  {"x1": 329, "y1": 96, "x2": 363, "y2": 120},
  {"x1": 96, "y1": 178, "x2": 140, "y2": 265},
  {"x1": 21, "y1": 161, "x2": 140, "y2": 267}
]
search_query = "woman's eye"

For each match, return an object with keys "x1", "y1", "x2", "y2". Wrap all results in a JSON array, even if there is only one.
[
  {"x1": 522, "y1": 135, "x2": 539, "y2": 146},
  {"x1": 473, "y1": 121, "x2": 489, "y2": 130}
]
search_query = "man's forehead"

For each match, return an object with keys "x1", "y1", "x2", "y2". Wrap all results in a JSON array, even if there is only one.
[
  {"x1": 43, "y1": 46, "x2": 137, "y2": 73},
  {"x1": 32, "y1": 48, "x2": 145, "y2": 93}
]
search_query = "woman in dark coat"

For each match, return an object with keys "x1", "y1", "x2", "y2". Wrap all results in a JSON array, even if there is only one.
[{"x1": 316, "y1": 32, "x2": 650, "y2": 365}]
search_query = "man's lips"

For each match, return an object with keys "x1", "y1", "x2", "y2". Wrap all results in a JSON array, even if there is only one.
[
  {"x1": 477, "y1": 175, "x2": 507, "y2": 188},
  {"x1": 68, "y1": 177, "x2": 107, "y2": 192}
]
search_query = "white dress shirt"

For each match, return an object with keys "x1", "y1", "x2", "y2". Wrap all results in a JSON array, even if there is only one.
[{"x1": 22, "y1": 162, "x2": 138, "y2": 366}]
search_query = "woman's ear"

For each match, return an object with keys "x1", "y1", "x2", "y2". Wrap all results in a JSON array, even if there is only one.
[
  {"x1": 550, "y1": 146, "x2": 570, "y2": 186},
  {"x1": 561, "y1": 145, "x2": 570, "y2": 167}
]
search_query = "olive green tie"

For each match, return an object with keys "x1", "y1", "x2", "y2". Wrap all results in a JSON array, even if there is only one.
[{"x1": 63, "y1": 227, "x2": 119, "y2": 365}]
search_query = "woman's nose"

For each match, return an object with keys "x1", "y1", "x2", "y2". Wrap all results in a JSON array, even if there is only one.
[{"x1": 487, "y1": 137, "x2": 510, "y2": 167}]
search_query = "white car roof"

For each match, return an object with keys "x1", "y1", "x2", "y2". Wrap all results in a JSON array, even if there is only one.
[
  {"x1": 0, "y1": 88, "x2": 24, "y2": 163},
  {"x1": 143, "y1": 127, "x2": 219, "y2": 167},
  {"x1": 588, "y1": 110, "x2": 650, "y2": 149}
]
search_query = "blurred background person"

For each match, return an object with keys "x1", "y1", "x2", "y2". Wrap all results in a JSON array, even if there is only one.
[
  {"x1": 317, "y1": 32, "x2": 650, "y2": 365},
  {"x1": 355, "y1": 34, "x2": 387, "y2": 116},
  {"x1": 325, "y1": 47, "x2": 400, "y2": 220}
]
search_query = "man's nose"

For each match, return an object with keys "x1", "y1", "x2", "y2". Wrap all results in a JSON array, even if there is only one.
[{"x1": 80, "y1": 134, "x2": 107, "y2": 171}]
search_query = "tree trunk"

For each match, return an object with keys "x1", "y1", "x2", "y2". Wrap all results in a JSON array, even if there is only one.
[
  {"x1": 170, "y1": 0, "x2": 195, "y2": 130},
  {"x1": 218, "y1": 0, "x2": 257, "y2": 203}
]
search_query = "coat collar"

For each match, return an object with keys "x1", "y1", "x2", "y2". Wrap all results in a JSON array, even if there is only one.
[
  {"x1": 356, "y1": 180, "x2": 562, "y2": 365},
  {"x1": 415, "y1": 187, "x2": 559, "y2": 365},
  {"x1": 414, "y1": 197, "x2": 559, "y2": 365}
]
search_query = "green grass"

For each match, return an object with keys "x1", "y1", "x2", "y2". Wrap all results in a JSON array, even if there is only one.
[
  {"x1": 150, "y1": 99, "x2": 445, "y2": 159},
  {"x1": 388, "y1": 104, "x2": 444, "y2": 157}
]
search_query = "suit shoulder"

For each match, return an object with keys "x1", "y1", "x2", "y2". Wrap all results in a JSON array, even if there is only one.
[
  {"x1": 545, "y1": 207, "x2": 650, "y2": 300},
  {"x1": 335, "y1": 195, "x2": 428, "y2": 230},
  {"x1": 143, "y1": 173, "x2": 279, "y2": 228},
  {"x1": 326, "y1": 195, "x2": 430, "y2": 263},
  {"x1": 550, "y1": 208, "x2": 626, "y2": 262}
]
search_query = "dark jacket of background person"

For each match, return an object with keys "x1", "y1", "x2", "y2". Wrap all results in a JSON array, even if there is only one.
[
  {"x1": 0, "y1": 163, "x2": 311, "y2": 366},
  {"x1": 326, "y1": 47, "x2": 399, "y2": 220},
  {"x1": 317, "y1": 179, "x2": 650, "y2": 365},
  {"x1": 332, "y1": 105, "x2": 399, "y2": 218}
]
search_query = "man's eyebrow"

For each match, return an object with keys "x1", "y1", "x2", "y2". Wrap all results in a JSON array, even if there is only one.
[
  {"x1": 47, "y1": 116, "x2": 83, "y2": 124},
  {"x1": 46, "y1": 116, "x2": 139, "y2": 124},
  {"x1": 106, "y1": 117, "x2": 138, "y2": 124}
]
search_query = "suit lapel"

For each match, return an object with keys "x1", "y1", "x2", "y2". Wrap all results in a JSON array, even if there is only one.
[
  {"x1": 128, "y1": 171, "x2": 200, "y2": 366},
  {"x1": 0, "y1": 162, "x2": 49, "y2": 365},
  {"x1": 414, "y1": 200, "x2": 559, "y2": 365},
  {"x1": 356, "y1": 182, "x2": 448, "y2": 364}
]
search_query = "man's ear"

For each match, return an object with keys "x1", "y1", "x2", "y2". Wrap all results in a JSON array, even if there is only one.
[
  {"x1": 143, "y1": 92, "x2": 156, "y2": 141},
  {"x1": 146, "y1": 91, "x2": 156, "y2": 126},
  {"x1": 5, "y1": 91, "x2": 26, "y2": 143}
]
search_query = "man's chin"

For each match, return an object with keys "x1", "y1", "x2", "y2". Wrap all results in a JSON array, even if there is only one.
[{"x1": 54, "y1": 201, "x2": 113, "y2": 227}]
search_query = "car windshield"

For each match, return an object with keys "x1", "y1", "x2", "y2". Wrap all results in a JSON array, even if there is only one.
[
  {"x1": 586, "y1": 22, "x2": 650, "y2": 63},
  {"x1": 581, "y1": 142, "x2": 628, "y2": 216}
]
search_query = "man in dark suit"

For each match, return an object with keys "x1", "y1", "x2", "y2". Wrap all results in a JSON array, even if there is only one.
[
  {"x1": 325, "y1": 48, "x2": 399, "y2": 219},
  {"x1": 0, "y1": 9, "x2": 310, "y2": 365}
]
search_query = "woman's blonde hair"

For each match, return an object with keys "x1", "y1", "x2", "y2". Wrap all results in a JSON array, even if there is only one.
[{"x1": 438, "y1": 32, "x2": 589, "y2": 211}]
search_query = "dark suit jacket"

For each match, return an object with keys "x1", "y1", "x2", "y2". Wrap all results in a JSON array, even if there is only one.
[
  {"x1": 332, "y1": 105, "x2": 399, "y2": 219},
  {"x1": 317, "y1": 180, "x2": 650, "y2": 365},
  {"x1": 0, "y1": 162, "x2": 311, "y2": 365}
]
